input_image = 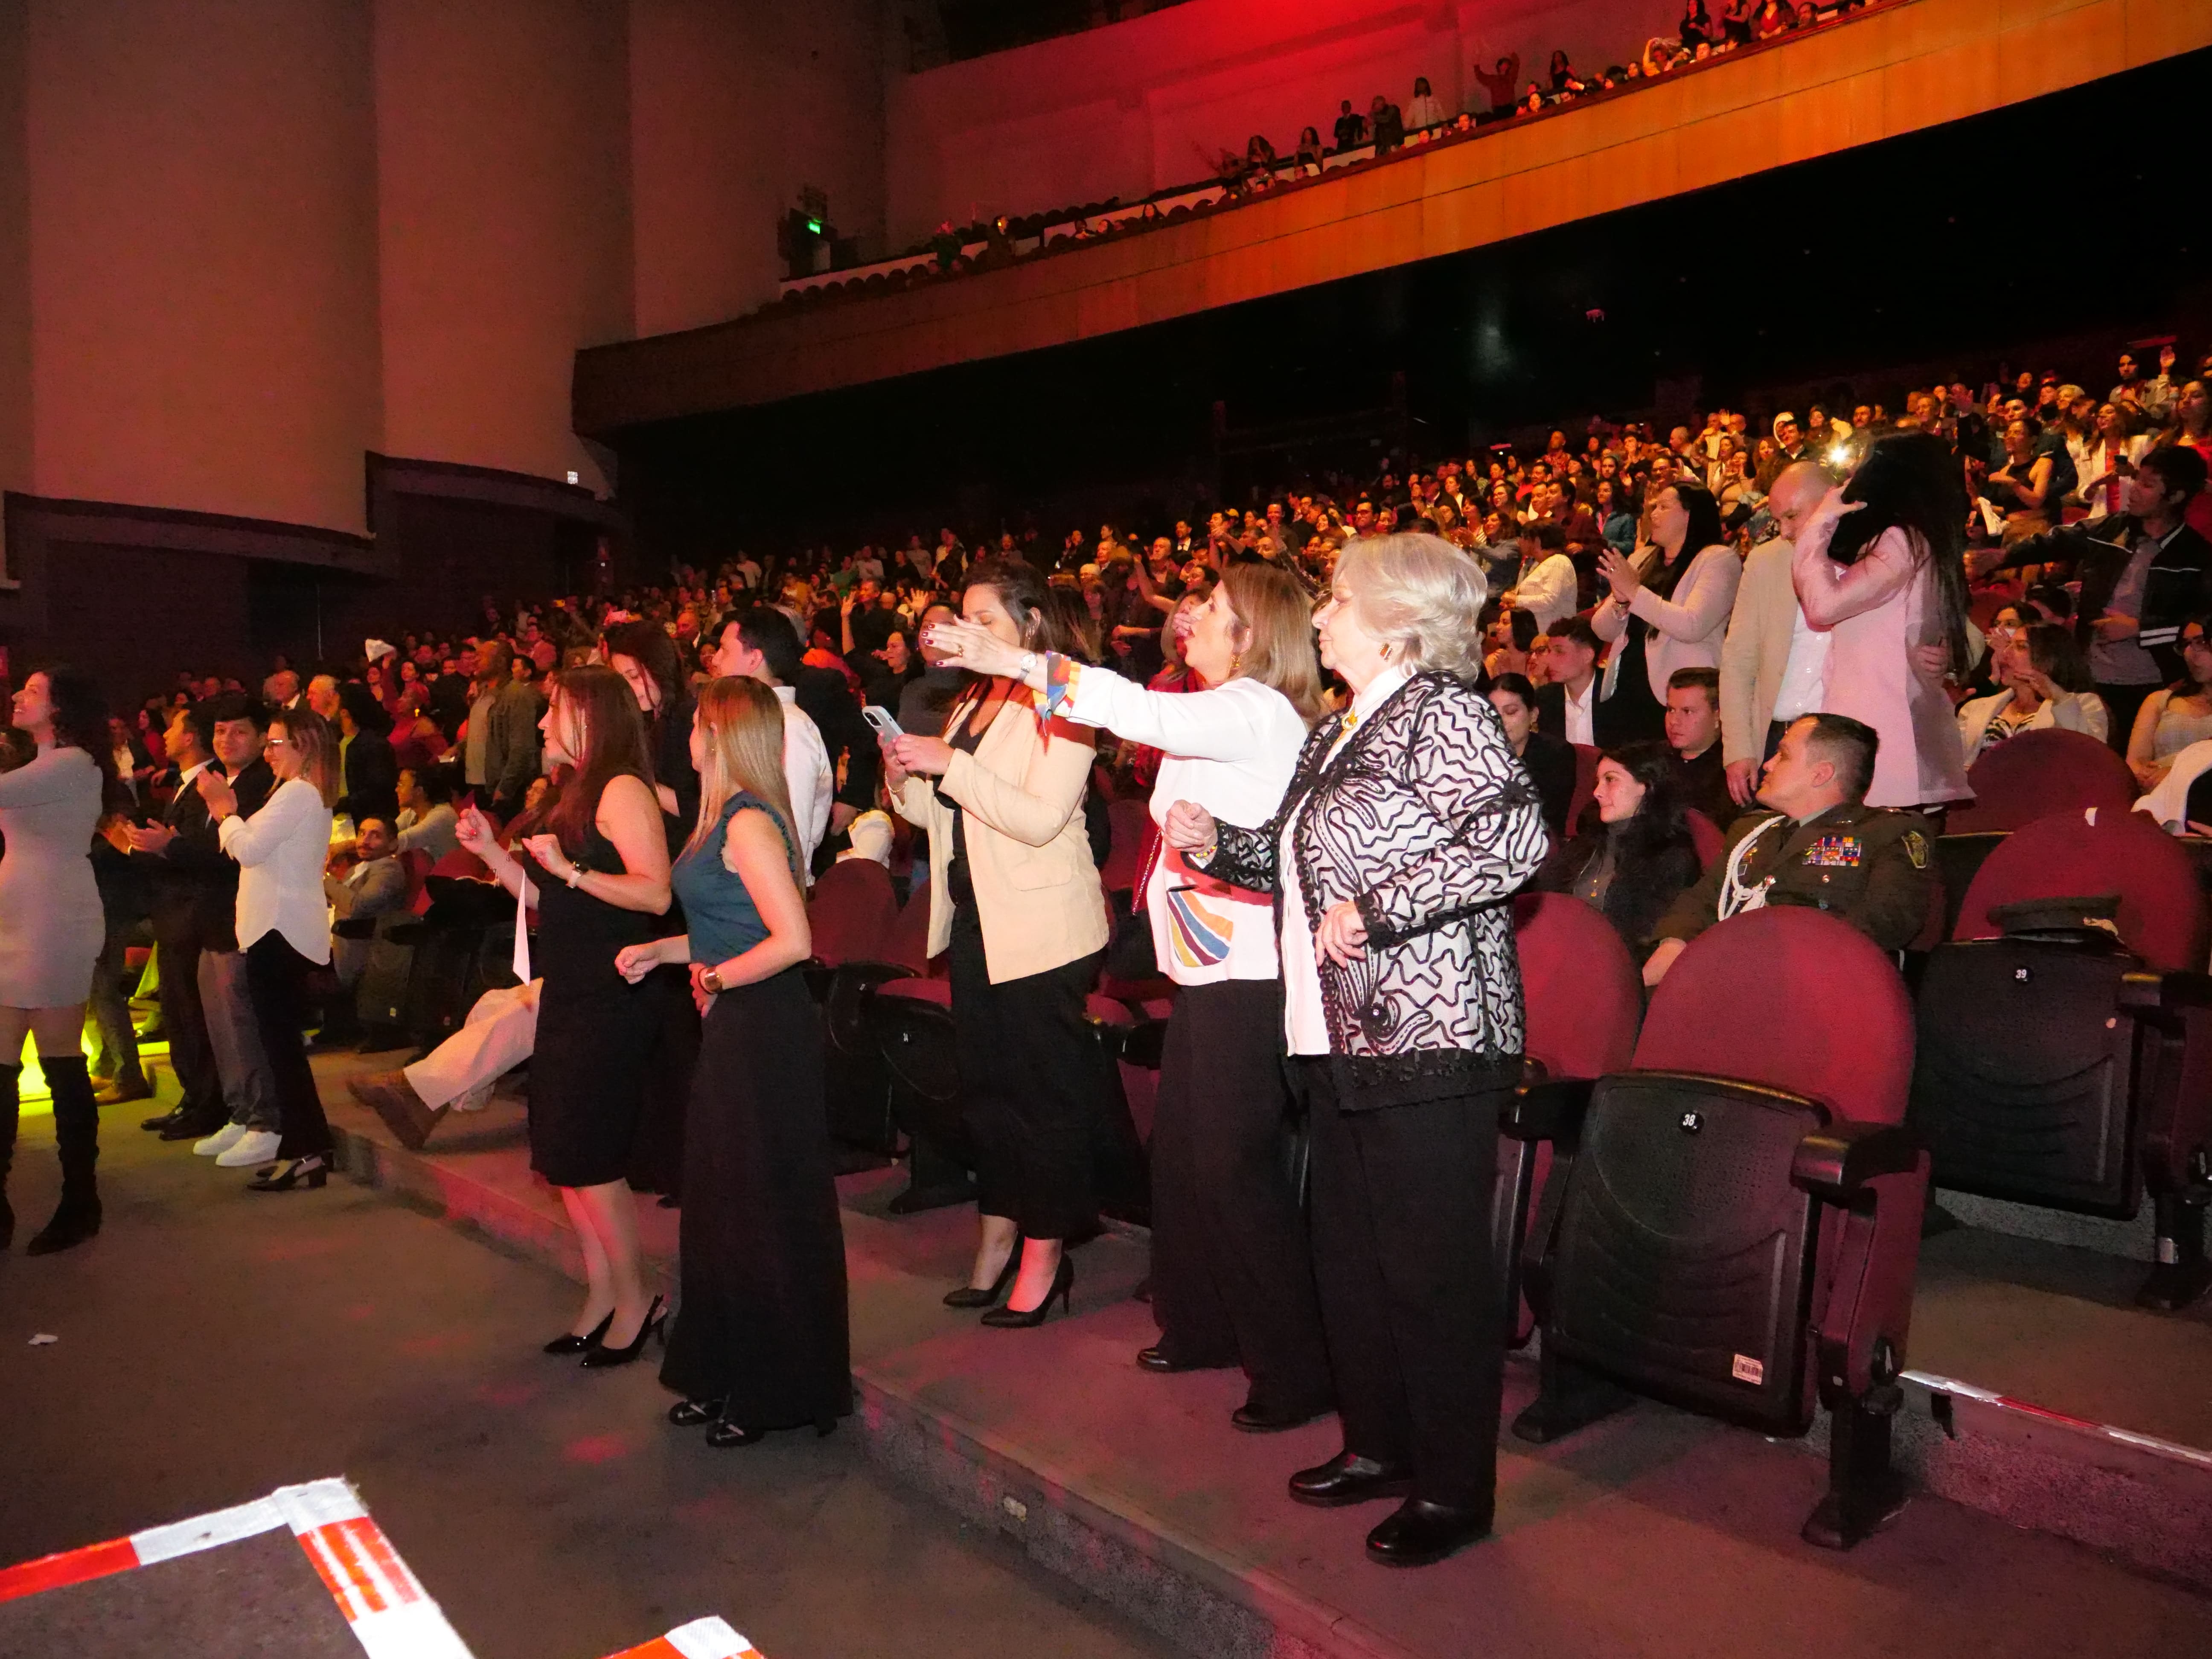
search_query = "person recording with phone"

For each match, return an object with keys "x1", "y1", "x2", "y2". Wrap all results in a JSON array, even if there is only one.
[
  {"x1": 925, "y1": 562, "x2": 1336, "y2": 1431},
  {"x1": 882, "y1": 558, "x2": 1112, "y2": 1330}
]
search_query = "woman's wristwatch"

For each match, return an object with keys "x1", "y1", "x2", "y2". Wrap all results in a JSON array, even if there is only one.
[
  {"x1": 701, "y1": 965, "x2": 725, "y2": 995},
  {"x1": 565, "y1": 864, "x2": 583, "y2": 888},
  {"x1": 1018, "y1": 650, "x2": 1042, "y2": 681}
]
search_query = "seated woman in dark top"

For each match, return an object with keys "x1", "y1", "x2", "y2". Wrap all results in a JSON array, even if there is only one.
[
  {"x1": 1534, "y1": 740, "x2": 1700, "y2": 960},
  {"x1": 1487, "y1": 672, "x2": 1575, "y2": 841}
]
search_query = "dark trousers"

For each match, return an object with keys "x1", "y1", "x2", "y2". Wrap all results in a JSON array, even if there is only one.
[
  {"x1": 1150, "y1": 980, "x2": 1332, "y2": 1411},
  {"x1": 1295, "y1": 1059, "x2": 1508, "y2": 1512},
  {"x1": 244, "y1": 932, "x2": 333, "y2": 1159},
  {"x1": 154, "y1": 931, "x2": 219, "y2": 1119},
  {"x1": 949, "y1": 903, "x2": 1108, "y2": 1242},
  {"x1": 2096, "y1": 682, "x2": 2157, "y2": 757},
  {"x1": 87, "y1": 916, "x2": 148, "y2": 1085}
]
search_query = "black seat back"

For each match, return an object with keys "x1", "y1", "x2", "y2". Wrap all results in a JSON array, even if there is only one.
[
  {"x1": 870, "y1": 992, "x2": 973, "y2": 1166},
  {"x1": 1909, "y1": 937, "x2": 2142, "y2": 1217},
  {"x1": 1540, "y1": 1071, "x2": 1826, "y2": 1435}
]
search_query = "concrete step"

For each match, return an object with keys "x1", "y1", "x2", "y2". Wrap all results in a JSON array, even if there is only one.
[{"x1": 311, "y1": 1062, "x2": 2212, "y2": 1658}]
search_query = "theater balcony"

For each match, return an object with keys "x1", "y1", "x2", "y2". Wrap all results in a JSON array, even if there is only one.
[{"x1": 575, "y1": 0, "x2": 2209, "y2": 437}]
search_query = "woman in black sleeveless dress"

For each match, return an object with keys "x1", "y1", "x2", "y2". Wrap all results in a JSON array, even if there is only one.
[{"x1": 457, "y1": 666, "x2": 675, "y2": 1364}]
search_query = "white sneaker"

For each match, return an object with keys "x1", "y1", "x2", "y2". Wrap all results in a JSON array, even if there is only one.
[
  {"x1": 215, "y1": 1128, "x2": 283, "y2": 1168},
  {"x1": 193, "y1": 1122, "x2": 248, "y2": 1158}
]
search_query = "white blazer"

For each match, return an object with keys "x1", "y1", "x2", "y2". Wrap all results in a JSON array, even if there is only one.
[
  {"x1": 1956, "y1": 688, "x2": 2110, "y2": 765},
  {"x1": 219, "y1": 776, "x2": 336, "y2": 963},
  {"x1": 1596, "y1": 541, "x2": 1743, "y2": 702}
]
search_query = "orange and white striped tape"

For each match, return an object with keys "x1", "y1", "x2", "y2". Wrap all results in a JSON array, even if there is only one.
[
  {"x1": 0, "y1": 1480, "x2": 762, "y2": 1659},
  {"x1": 0, "y1": 1477, "x2": 470, "y2": 1658},
  {"x1": 601, "y1": 1615, "x2": 762, "y2": 1659}
]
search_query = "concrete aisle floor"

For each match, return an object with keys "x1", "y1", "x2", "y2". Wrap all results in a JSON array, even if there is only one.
[{"x1": 0, "y1": 1099, "x2": 1176, "y2": 1659}]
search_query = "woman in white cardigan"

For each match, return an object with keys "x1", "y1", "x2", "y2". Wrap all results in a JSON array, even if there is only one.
[
  {"x1": 198, "y1": 707, "x2": 338, "y2": 1193},
  {"x1": 1592, "y1": 481, "x2": 1741, "y2": 745},
  {"x1": 928, "y1": 562, "x2": 1336, "y2": 1430},
  {"x1": 1957, "y1": 621, "x2": 2110, "y2": 765}
]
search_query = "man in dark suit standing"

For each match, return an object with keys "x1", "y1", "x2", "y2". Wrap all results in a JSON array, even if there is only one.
[{"x1": 125, "y1": 704, "x2": 227, "y2": 1139}]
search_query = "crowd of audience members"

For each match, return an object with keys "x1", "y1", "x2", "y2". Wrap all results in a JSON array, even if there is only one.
[
  {"x1": 8, "y1": 327, "x2": 2209, "y2": 1559},
  {"x1": 878, "y1": 2, "x2": 1885, "y2": 295},
  {"x1": 67, "y1": 338, "x2": 2212, "y2": 908}
]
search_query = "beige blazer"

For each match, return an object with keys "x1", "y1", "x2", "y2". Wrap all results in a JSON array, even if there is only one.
[
  {"x1": 893, "y1": 688, "x2": 1109, "y2": 984},
  {"x1": 1720, "y1": 536, "x2": 1798, "y2": 768}
]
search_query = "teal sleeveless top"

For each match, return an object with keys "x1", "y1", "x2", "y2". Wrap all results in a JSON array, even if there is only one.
[{"x1": 670, "y1": 792, "x2": 796, "y2": 966}]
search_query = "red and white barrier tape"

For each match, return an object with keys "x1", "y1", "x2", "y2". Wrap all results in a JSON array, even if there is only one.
[
  {"x1": 0, "y1": 1479, "x2": 763, "y2": 1659},
  {"x1": 0, "y1": 1477, "x2": 471, "y2": 1658},
  {"x1": 601, "y1": 1615, "x2": 762, "y2": 1659},
  {"x1": 1904, "y1": 1369, "x2": 2212, "y2": 1470}
]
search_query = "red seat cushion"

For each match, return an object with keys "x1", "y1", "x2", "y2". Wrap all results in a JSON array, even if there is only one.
[
  {"x1": 1513, "y1": 892, "x2": 1639, "y2": 1080},
  {"x1": 806, "y1": 859, "x2": 898, "y2": 967},
  {"x1": 1955, "y1": 805, "x2": 2207, "y2": 972},
  {"x1": 1947, "y1": 728, "x2": 2138, "y2": 835},
  {"x1": 1684, "y1": 809, "x2": 1724, "y2": 873},
  {"x1": 1636, "y1": 908, "x2": 1915, "y2": 1127}
]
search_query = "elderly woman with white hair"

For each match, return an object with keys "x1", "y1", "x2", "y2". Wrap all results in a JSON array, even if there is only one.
[{"x1": 1164, "y1": 534, "x2": 1551, "y2": 1569}]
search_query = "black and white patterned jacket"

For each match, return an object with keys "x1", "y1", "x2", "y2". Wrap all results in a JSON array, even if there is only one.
[{"x1": 1202, "y1": 671, "x2": 1551, "y2": 1110}]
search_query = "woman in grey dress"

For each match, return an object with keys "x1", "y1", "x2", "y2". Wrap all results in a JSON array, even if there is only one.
[{"x1": 1, "y1": 667, "x2": 113, "y2": 1254}]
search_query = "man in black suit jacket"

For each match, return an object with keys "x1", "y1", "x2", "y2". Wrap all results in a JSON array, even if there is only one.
[
  {"x1": 126, "y1": 700, "x2": 269, "y2": 1138},
  {"x1": 335, "y1": 681, "x2": 401, "y2": 829}
]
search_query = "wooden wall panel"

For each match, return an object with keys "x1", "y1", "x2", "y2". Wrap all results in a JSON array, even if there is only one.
[{"x1": 574, "y1": 0, "x2": 2212, "y2": 433}]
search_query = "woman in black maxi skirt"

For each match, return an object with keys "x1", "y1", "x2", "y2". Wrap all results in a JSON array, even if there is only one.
[{"x1": 620, "y1": 677, "x2": 850, "y2": 1445}]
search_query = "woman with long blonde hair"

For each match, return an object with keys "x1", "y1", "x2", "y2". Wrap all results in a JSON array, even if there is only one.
[
  {"x1": 616, "y1": 677, "x2": 850, "y2": 1445},
  {"x1": 926, "y1": 560, "x2": 1335, "y2": 1426}
]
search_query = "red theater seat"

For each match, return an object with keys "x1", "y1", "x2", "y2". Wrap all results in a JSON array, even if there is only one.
[
  {"x1": 1497, "y1": 894, "x2": 1643, "y2": 1345},
  {"x1": 1566, "y1": 744, "x2": 1599, "y2": 838},
  {"x1": 806, "y1": 858, "x2": 898, "y2": 971},
  {"x1": 1513, "y1": 908, "x2": 1928, "y2": 1549},
  {"x1": 1945, "y1": 728, "x2": 2138, "y2": 835},
  {"x1": 1683, "y1": 809, "x2": 1725, "y2": 872},
  {"x1": 1912, "y1": 806, "x2": 2212, "y2": 1308}
]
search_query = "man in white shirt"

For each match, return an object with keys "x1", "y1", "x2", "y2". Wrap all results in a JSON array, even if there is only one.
[
  {"x1": 703, "y1": 607, "x2": 834, "y2": 875},
  {"x1": 1534, "y1": 617, "x2": 1602, "y2": 747},
  {"x1": 1722, "y1": 463, "x2": 1832, "y2": 807}
]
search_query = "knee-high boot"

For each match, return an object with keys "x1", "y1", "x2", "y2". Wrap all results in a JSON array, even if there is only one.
[
  {"x1": 0, "y1": 1062, "x2": 17, "y2": 1251},
  {"x1": 27, "y1": 1054, "x2": 102, "y2": 1255}
]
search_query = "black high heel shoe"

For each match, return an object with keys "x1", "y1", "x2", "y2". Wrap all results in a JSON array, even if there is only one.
[
  {"x1": 245, "y1": 1155, "x2": 327, "y2": 1193},
  {"x1": 580, "y1": 1296, "x2": 667, "y2": 1369},
  {"x1": 943, "y1": 1245, "x2": 1021, "y2": 1309},
  {"x1": 668, "y1": 1397, "x2": 725, "y2": 1427},
  {"x1": 981, "y1": 1254, "x2": 1074, "y2": 1328},
  {"x1": 544, "y1": 1310, "x2": 614, "y2": 1356}
]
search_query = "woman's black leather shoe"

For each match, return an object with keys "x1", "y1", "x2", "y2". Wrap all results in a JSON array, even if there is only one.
[
  {"x1": 246, "y1": 1155, "x2": 327, "y2": 1193},
  {"x1": 545, "y1": 1311, "x2": 614, "y2": 1355},
  {"x1": 1232, "y1": 1398, "x2": 1333, "y2": 1433},
  {"x1": 1287, "y1": 1451, "x2": 1414, "y2": 1508},
  {"x1": 668, "y1": 1397, "x2": 725, "y2": 1427},
  {"x1": 943, "y1": 1248, "x2": 1020, "y2": 1309},
  {"x1": 981, "y1": 1255, "x2": 1074, "y2": 1328},
  {"x1": 1364, "y1": 1497, "x2": 1493, "y2": 1566},
  {"x1": 580, "y1": 1296, "x2": 666, "y2": 1368},
  {"x1": 705, "y1": 1419, "x2": 766, "y2": 1448}
]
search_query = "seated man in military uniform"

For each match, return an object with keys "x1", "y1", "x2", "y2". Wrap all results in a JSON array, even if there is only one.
[{"x1": 1643, "y1": 711, "x2": 1934, "y2": 986}]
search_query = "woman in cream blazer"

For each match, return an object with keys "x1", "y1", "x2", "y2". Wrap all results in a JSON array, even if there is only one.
[{"x1": 886, "y1": 558, "x2": 1110, "y2": 1327}]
